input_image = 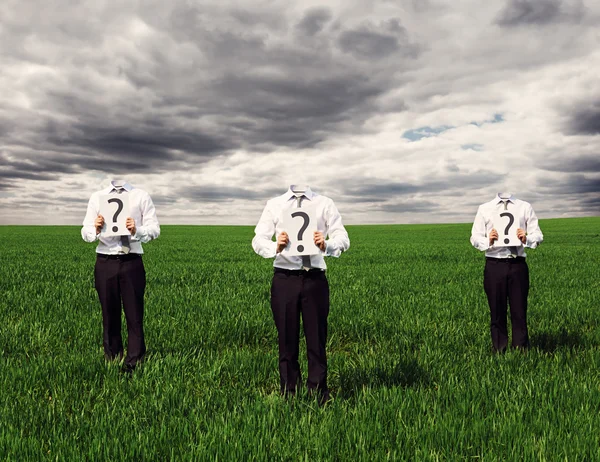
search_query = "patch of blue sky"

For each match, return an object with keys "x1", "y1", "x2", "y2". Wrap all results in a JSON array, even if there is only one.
[
  {"x1": 402, "y1": 125, "x2": 454, "y2": 141},
  {"x1": 470, "y1": 113, "x2": 504, "y2": 127}
]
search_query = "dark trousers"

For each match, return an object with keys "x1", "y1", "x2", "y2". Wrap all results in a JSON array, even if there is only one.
[
  {"x1": 483, "y1": 257, "x2": 530, "y2": 352},
  {"x1": 270, "y1": 269, "x2": 330, "y2": 397},
  {"x1": 94, "y1": 254, "x2": 146, "y2": 366}
]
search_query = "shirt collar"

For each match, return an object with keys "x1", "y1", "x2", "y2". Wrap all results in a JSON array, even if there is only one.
[
  {"x1": 287, "y1": 184, "x2": 314, "y2": 201},
  {"x1": 109, "y1": 179, "x2": 133, "y2": 193},
  {"x1": 495, "y1": 192, "x2": 514, "y2": 204}
]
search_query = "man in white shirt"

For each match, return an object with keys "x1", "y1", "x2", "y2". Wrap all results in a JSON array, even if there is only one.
[
  {"x1": 81, "y1": 180, "x2": 160, "y2": 373},
  {"x1": 470, "y1": 192, "x2": 543, "y2": 353},
  {"x1": 253, "y1": 185, "x2": 350, "y2": 403}
]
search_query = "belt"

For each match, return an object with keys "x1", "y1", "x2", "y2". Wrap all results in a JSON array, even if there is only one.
[
  {"x1": 97, "y1": 253, "x2": 142, "y2": 261},
  {"x1": 274, "y1": 267, "x2": 325, "y2": 276},
  {"x1": 486, "y1": 257, "x2": 526, "y2": 263}
]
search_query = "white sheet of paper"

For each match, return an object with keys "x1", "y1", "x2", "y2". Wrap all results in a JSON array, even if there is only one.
[
  {"x1": 492, "y1": 211, "x2": 522, "y2": 247},
  {"x1": 99, "y1": 194, "x2": 131, "y2": 237},
  {"x1": 281, "y1": 206, "x2": 321, "y2": 256}
]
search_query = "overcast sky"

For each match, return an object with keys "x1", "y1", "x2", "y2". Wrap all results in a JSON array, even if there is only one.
[{"x1": 1, "y1": 0, "x2": 599, "y2": 225}]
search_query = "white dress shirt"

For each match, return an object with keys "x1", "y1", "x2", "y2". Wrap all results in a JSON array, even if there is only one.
[
  {"x1": 470, "y1": 193, "x2": 543, "y2": 258},
  {"x1": 252, "y1": 186, "x2": 350, "y2": 270},
  {"x1": 81, "y1": 180, "x2": 160, "y2": 254}
]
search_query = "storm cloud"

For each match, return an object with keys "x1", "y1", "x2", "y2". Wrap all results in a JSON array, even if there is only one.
[
  {"x1": 0, "y1": 0, "x2": 599, "y2": 224},
  {"x1": 495, "y1": 0, "x2": 584, "y2": 26}
]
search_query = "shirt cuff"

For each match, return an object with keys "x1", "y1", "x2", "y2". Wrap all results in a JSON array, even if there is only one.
[
  {"x1": 525, "y1": 235, "x2": 538, "y2": 248},
  {"x1": 266, "y1": 241, "x2": 278, "y2": 258},
  {"x1": 324, "y1": 240, "x2": 335, "y2": 257},
  {"x1": 131, "y1": 227, "x2": 143, "y2": 242}
]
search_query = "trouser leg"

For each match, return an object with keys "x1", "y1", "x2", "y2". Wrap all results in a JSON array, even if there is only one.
[
  {"x1": 484, "y1": 260, "x2": 509, "y2": 352},
  {"x1": 271, "y1": 272, "x2": 302, "y2": 394},
  {"x1": 95, "y1": 256, "x2": 123, "y2": 359},
  {"x1": 301, "y1": 272, "x2": 330, "y2": 397},
  {"x1": 120, "y1": 256, "x2": 147, "y2": 366},
  {"x1": 508, "y1": 261, "x2": 530, "y2": 348}
]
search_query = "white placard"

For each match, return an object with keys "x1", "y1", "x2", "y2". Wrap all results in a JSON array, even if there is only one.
[
  {"x1": 281, "y1": 206, "x2": 321, "y2": 256},
  {"x1": 492, "y1": 211, "x2": 522, "y2": 247},
  {"x1": 99, "y1": 194, "x2": 131, "y2": 237}
]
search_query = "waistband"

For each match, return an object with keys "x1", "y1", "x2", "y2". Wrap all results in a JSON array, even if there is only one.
[
  {"x1": 274, "y1": 267, "x2": 325, "y2": 276},
  {"x1": 486, "y1": 256, "x2": 526, "y2": 263},
  {"x1": 97, "y1": 253, "x2": 142, "y2": 261}
]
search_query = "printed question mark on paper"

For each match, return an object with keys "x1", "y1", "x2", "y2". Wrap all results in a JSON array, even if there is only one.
[
  {"x1": 499, "y1": 212, "x2": 514, "y2": 244},
  {"x1": 107, "y1": 198, "x2": 124, "y2": 233},
  {"x1": 291, "y1": 211, "x2": 309, "y2": 252}
]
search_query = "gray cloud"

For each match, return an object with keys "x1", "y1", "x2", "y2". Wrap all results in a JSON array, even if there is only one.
[
  {"x1": 536, "y1": 174, "x2": 600, "y2": 195},
  {"x1": 180, "y1": 186, "x2": 282, "y2": 202},
  {"x1": 541, "y1": 155, "x2": 600, "y2": 173},
  {"x1": 580, "y1": 195, "x2": 600, "y2": 210},
  {"x1": 0, "y1": 2, "x2": 411, "y2": 187},
  {"x1": 338, "y1": 19, "x2": 416, "y2": 60},
  {"x1": 296, "y1": 7, "x2": 332, "y2": 36},
  {"x1": 378, "y1": 200, "x2": 440, "y2": 214},
  {"x1": 1, "y1": 0, "x2": 599, "y2": 224},
  {"x1": 343, "y1": 171, "x2": 505, "y2": 200},
  {"x1": 569, "y1": 102, "x2": 600, "y2": 135},
  {"x1": 495, "y1": 0, "x2": 584, "y2": 26}
]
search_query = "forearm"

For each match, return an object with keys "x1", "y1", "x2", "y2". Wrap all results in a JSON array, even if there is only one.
[
  {"x1": 81, "y1": 226, "x2": 99, "y2": 243},
  {"x1": 252, "y1": 235, "x2": 277, "y2": 258},
  {"x1": 470, "y1": 234, "x2": 490, "y2": 252},
  {"x1": 525, "y1": 231, "x2": 543, "y2": 249},
  {"x1": 132, "y1": 223, "x2": 160, "y2": 243},
  {"x1": 324, "y1": 232, "x2": 349, "y2": 257}
]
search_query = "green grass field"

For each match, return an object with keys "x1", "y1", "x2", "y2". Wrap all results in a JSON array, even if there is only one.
[{"x1": 1, "y1": 218, "x2": 599, "y2": 460}]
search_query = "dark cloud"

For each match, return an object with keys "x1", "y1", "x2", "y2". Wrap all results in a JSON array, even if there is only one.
[
  {"x1": 181, "y1": 186, "x2": 282, "y2": 202},
  {"x1": 338, "y1": 19, "x2": 417, "y2": 60},
  {"x1": 537, "y1": 174, "x2": 600, "y2": 195},
  {"x1": 213, "y1": 73, "x2": 382, "y2": 149},
  {"x1": 296, "y1": 7, "x2": 332, "y2": 36},
  {"x1": 342, "y1": 171, "x2": 504, "y2": 200},
  {"x1": 496, "y1": 0, "x2": 584, "y2": 26},
  {"x1": 541, "y1": 155, "x2": 600, "y2": 173},
  {"x1": 0, "y1": 3, "x2": 410, "y2": 184},
  {"x1": 378, "y1": 200, "x2": 439, "y2": 213},
  {"x1": 580, "y1": 195, "x2": 600, "y2": 210},
  {"x1": 17, "y1": 195, "x2": 88, "y2": 208},
  {"x1": 569, "y1": 103, "x2": 600, "y2": 135},
  {"x1": 1, "y1": 116, "x2": 230, "y2": 181},
  {"x1": 1, "y1": 0, "x2": 599, "y2": 224},
  {"x1": 152, "y1": 194, "x2": 178, "y2": 207}
]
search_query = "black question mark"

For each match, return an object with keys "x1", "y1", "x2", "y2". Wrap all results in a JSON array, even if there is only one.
[
  {"x1": 107, "y1": 198, "x2": 124, "y2": 233},
  {"x1": 500, "y1": 212, "x2": 514, "y2": 244},
  {"x1": 291, "y1": 211, "x2": 309, "y2": 252}
]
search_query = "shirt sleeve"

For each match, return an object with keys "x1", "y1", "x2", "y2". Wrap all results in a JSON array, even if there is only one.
[
  {"x1": 324, "y1": 199, "x2": 350, "y2": 257},
  {"x1": 131, "y1": 193, "x2": 160, "y2": 243},
  {"x1": 252, "y1": 202, "x2": 278, "y2": 258},
  {"x1": 81, "y1": 194, "x2": 99, "y2": 243},
  {"x1": 525, "y1": 204, "x2": 543, "y2": 249},
  {"x1": 470, "y1": 206, "x2": 490, "y2": 252}
]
